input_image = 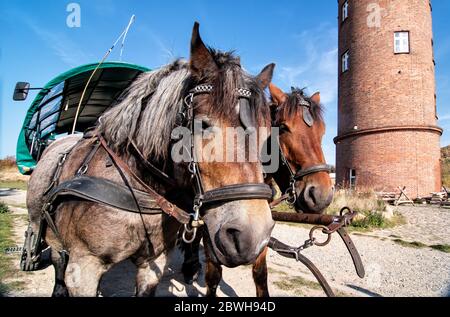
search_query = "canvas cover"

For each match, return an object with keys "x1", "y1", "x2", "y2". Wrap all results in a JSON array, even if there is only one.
[{"x1": 16, "y1": 62, "x2": 150, "y2": 174}]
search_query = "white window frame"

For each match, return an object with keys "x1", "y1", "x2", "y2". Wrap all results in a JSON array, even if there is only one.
[
  {"x1": 341, "y1": 50, "x2": 350, "y2": 73},
  {"x1": 349, "y1": 169, "x2": 356, "y2": 189},
  {"x1": 394, "y1": 31, "x2": 410, "y2": 54},
  {"x1": 342, "y1": 1, "x2": 349, "y2": 22}
]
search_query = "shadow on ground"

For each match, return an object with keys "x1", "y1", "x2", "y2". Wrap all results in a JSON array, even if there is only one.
[
  {"x1": 0, "y1": 189, "x2": 20, "y2": 197},
  {"x1": 99, "y1": 246, "x2": 237, "y2": 297},
  {"x1": 346, "y1": 284, "x2": 383, "y2": 297}
]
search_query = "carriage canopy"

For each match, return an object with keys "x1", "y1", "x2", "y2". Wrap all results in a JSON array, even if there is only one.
[{"x1": 16, "y1": 62, "x2": 150, "y2": 175}]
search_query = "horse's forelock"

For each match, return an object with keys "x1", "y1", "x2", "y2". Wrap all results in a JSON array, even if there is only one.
[
  {"x1": 208, "y1": 50, "x2": 270, "y2": 127},
  {"x1": 280, "y1": 88, "x2": 324, "y2": 123}
]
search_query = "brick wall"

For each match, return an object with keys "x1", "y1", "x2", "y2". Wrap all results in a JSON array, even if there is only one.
[{"x1": 336, "y1": 0, "x2": 442, "y2": 197}]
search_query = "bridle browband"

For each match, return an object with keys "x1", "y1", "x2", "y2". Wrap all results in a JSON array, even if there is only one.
[
  {"x1": 176, "y1": 83, "x2": 272, "y2": 243},
  {"x1": 274, "y1": 92, "x2": 333, "y2": 207}
]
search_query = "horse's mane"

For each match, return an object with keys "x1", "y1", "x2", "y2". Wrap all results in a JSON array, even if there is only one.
[{"x1": 98, "y1": 50, "x2": 270, "y2": 161}]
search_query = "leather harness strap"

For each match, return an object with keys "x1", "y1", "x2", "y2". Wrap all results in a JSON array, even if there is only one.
[
  {"x1": 46, "y1": 176, "x2": 165, "y2": 215},
  {"x1": 98, "y1": 135, "x2": 191, "y2": 224},
  {"x1": 43, "y1": 139, "x2": 82, "y2": 196},
  {"x1": 76, "y1": 140, "x2": 101, "y2": 176},
  {"x1": 269, "y1": 194, "x2": 290, "y2": 209},
  {"x1": 128, "y1": 139, "x2": 177, "y2": 188},
  {"x1": 268, "y1": 237, "x2": 335, "y2": 297}
]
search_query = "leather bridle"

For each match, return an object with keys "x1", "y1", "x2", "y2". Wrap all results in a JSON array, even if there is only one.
[
  {"x1": 274, "y1": 92, "x2": 333, "y2": 207},
  {"x1": 279, "y1": 148, "x2": 332, "y2": 206},
  {"x1": 176, "y1": 84, "x2": 273, "y2": 243}
]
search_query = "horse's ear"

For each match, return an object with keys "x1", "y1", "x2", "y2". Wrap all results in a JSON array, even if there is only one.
[
  {"x1": 190, "y1": 22, "x2": 218, "y2": 80},
  {"x1": 311, "y1": 92, "x2": 321, "y2": 104},
  {"x1": 269, "y1": 83, "x2": 287, "y2": 105},
  {"x1": 256, "y1": 63, "x2": 275, "y2": 89}
]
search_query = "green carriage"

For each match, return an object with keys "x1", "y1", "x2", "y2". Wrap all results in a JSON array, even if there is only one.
[{"x1": 15, "y1": 62, "x2": 150, "y2": 175}]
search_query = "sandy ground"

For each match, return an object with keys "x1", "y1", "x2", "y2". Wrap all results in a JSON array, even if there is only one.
[{"x1": 1, "y1": 188, "x2": 449, "y2": 297}]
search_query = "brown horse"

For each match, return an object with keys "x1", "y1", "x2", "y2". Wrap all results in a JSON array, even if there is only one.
[
  {"x1": 24, "y1": 23, "x2": 276, "y2": 297},
  {"x1": 250, "y1": 83, "x2": 334, "y2": 297},
  {"x1": 182, "y1": 83, "x2": 334, "y2": 296}
]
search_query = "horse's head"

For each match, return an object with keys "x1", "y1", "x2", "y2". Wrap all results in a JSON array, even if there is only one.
[
  {"x1": 269, "y1": 84, "x2": 334, "y2": 214},
  {"x1": 185, "y1": 23, "x2": 275, "y2": 267}
]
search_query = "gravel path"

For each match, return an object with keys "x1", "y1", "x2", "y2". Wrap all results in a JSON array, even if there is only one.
[{"x1": 1, "y1": 191, "x2": 449, "y2": 297}]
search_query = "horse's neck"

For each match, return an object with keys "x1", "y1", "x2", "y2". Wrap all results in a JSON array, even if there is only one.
[
  {"x1": 268, "y1": 152, "x2": 292, "y2": 193},
  {"x1": 262, "y1": 135, "x2": 289, "y2": 192}
]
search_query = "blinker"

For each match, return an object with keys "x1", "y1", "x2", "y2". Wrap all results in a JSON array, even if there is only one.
[
  {"x1": 239, "y1": 97, "x2": 256, "y2": 129},
  {"x1": 303, "y1": 107, "x2": 314, "y2": 127},
  {"x1": 297, "y1": 95, "x2": 314, "y2": 127}
]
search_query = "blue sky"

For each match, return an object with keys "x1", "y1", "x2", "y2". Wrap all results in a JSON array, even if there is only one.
[{"x1": 1, "y1": 0, "x2": 449, "y2": 165}]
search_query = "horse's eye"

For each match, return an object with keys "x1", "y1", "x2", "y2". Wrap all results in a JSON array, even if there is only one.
[
  {"x1": 202, "y1": 120, "x2": 211, "y2": 130},
  {"x1": 279, "y1": 123, "x2": 290, "y2": 133}
]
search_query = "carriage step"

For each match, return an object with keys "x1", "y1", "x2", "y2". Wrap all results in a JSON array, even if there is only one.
[{"x1": 20, "y1": 225, "x2": 44, "y2": 272}]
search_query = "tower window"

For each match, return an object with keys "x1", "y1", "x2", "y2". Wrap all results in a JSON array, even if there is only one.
[
  {"x1": 341, "y1": 50, "x2": 350, "y2": 73},
  {"x1": 349, "y1": 169, "x2": 356, "y2": 189},
  {"x1": 394, "y1": 31, "x2": 410, "y2": 54},
  {"x1": 435, "y1": 93, "x2": 438, "y2": 119},
  {"x1": 342, "y1": 1, "x2": 349, "y2": 22}
]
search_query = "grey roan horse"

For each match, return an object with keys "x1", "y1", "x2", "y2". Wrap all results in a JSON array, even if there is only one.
[{"x1": 24, "y1": 23, "x2": 276, "y2": 296}]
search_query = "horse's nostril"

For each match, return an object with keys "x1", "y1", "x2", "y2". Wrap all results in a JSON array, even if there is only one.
[
  {"x1": 226, "y1": 228, "x2": 241, "y2": 254},
  {"x1": 308, "y1": 186, "x2": 317, "y2": 205}
]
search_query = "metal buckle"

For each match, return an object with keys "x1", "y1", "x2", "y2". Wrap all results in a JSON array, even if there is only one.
[
  {"x1": 58, "y1": 153, "x2": 67, "y2": 166},
  {"x1": 77, "y1": 164, "x2": 88, "y2": 176},
  {"x1": 286, "y1": 182, "x2": 297, "y2": 207},
  {"x1": 188, "y1": 161, "x2": 197, "y2": 174},
  {"x1": 184, "y1": 93, "x2": 194, "y2": 108},
  {"x1": 182, "y1": 199, "x2": 204, "y2": 244},
  {"x1": 182, "y1": 224, "x2": 198, "y2": 244}
]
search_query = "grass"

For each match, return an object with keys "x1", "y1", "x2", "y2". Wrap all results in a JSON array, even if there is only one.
[
  {"x1": 441, "y1": 155, "x2": 450, "y2": 188},
  {"x1": 273, "y1": 275, "x2": 322, "y2": 296},
  {"x1": 349, "y1": 211, "x2": 406, "y2": 232},
  {"x1": 0, "y1": 156, "x2": 16, "y2": 170},
  {"x1": 0, "y1": 157, "x2": 29, "y2": 191},
  {"x1": 0, "y1": 210, "x2": 16, "y2": 296},
  {"x1": 268, "y1": 267, "x2": 288, "y2": 276},
  {"x1": 430, "y1": 244, "x2": 450, "y2": 253},
  {"x1": 327, "y1": 189, "x2": 386, "y2": 215},
  {"x1": 392, "y1": 239, "x2": 450, "y2": 253},
  {"x1": 327, "y1": 189, "x2": 406, "y2": 232},
  {"x1": 0, "y1": 202, "x2": 10, "y2": 214},
  {"x1": 393, "y1": 239, "x2": 427, "y2": 249},
  {"x1": 0, "y1": 181, "x2": 28, "y2": 191},
  {"x1": 272, "y1": 201, "x2": 295, "y2": 213}
]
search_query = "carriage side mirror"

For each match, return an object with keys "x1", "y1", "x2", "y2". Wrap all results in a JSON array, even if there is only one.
[{"x1": 13, "y1": 82, "x2": 31, "y2": 101}]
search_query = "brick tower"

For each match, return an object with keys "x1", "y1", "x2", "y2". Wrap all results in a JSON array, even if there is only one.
[{"x1": 335, "y1": 0, "x2": 442, "y2": 197}]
